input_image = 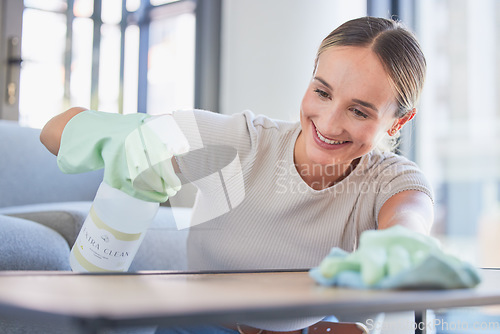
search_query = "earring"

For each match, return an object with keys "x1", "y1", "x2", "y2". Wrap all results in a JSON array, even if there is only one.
[{"x1": 388, "y1": 128, "x2": 398, "y2": 136}]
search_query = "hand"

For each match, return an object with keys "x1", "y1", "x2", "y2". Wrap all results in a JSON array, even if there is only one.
[
  {"x1": 124, "y1": 114, "x2": 190, "y2": 199},
  {"x1": 57, "y1": 110, "x2": 188, "y2": 202}
]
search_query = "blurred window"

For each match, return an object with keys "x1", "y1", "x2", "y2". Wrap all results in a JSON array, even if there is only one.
[
  {"x1": 19, "y1": 0, "x2": 197, "y2": 128},
  {"x1": 415, "y1": 0, "x2": 500, "y2": 265}
]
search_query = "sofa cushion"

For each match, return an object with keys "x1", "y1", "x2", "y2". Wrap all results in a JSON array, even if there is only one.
[
  {"x1": 0, "y1": 214, "x2": 71, "y2": 270},
  {"x1": 130, "y1": 207, "x2": 191, "y2": 271},
  {"x1": 0, "y1": 201, "x2": 92, "y2": 246},
  {"x1": 0, "y1": 203, "x2": 192, "y2": 271}
]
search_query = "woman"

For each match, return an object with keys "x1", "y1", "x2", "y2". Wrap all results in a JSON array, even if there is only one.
[{"x1": 41, "y1": 16, "x2": 433, "y2": 334}]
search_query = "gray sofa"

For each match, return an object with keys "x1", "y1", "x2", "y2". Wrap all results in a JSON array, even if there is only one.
[{"x1": 0, "y1": 119, "x2": 192, "y2": 332}]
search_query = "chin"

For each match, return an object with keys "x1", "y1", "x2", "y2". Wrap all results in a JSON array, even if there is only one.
[{"x1": 307, "y1": 149, "x2": 346, "y2": 166}]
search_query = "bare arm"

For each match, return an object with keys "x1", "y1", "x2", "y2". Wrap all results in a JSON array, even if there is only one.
[
  {"x1": 40, "y1": 107, "x2": 88, "y2": 155},
  {"x1": 377, "y1": 190, "x2": 434, "y2": 235}
]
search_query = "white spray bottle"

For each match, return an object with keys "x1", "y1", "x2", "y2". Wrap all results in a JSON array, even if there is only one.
[{"x1": 69, "y1": 114, "x2": 189, "y2": 272}]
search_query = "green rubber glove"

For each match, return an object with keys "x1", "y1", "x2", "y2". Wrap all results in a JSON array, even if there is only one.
[{"x1": 57, "y1": 110, "x2": 189, "y2": 202}]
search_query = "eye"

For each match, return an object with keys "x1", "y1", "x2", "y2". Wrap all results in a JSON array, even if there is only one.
[
  {"x1": 313, "y1": 88, "x2": 330, "y2": 100},
  {"x1": 350, "y1": 107, "x2": 368, "y2": 119}
]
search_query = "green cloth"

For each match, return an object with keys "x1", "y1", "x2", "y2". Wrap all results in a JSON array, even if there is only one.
[
  {"x1": 57, "y1": 110, "x2": 188, "y2": 203},
  {"x1": 310, "y1": 226, "x2": 481, "y2": 289}
]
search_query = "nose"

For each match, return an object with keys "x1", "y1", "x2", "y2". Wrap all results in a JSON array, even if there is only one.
[{"x1": 321, "y1": 104, "x2": 345, "y2": 138}]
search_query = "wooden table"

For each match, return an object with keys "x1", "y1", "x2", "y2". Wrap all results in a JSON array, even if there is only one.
[{"x1": 0, "y1": 269, "x2": 498, "y2": 333}]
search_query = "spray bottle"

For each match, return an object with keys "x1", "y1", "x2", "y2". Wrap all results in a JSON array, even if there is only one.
[
  {"x1": 69, "y1": 181, "x2": 159, "y2": 272},
  {"x1": 59, "y1": 112, "x2": 189, "y2": 272}
]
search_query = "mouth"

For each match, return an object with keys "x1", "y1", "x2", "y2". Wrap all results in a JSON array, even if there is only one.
[
  {"x1": 316, "y1": 128, "x2": 348, "y2": 145},
  {"x1": 312, "y1": 122, "x2": 350, "y2": 147}
]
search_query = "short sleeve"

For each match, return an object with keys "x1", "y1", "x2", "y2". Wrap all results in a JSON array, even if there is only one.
[
  {"x1": 372, "y1": 153, "x2": 434, "y2": 224},
  {"x1": 171, "y1": 109, "x2": 257, "y2": 188}
]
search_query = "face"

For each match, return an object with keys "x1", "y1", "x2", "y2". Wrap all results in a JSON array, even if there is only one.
[{"x1": 296, "y1": 46, "x2": 401, "y2": 168}]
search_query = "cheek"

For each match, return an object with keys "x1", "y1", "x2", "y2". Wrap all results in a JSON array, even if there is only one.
[
  {"x1": 354, "y1": 124, "x2": 384, "y2": 145},
  {"x1": 300, "y1": 90, "x2": 322, "y2": 117},
  {"x1": 367, "y1": 124, "x2": 392, "y2": 148},
  {"x1": 300, "y1": 93, "x2": 312, "y2": 116}
]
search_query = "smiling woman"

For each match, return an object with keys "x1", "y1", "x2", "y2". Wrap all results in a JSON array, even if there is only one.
[
  {"x1": 294, "y1": 16, "x2": 425, "y2": 191},
  {"x1": 41, "y1": 16, "x2": 433, "y2": 334},
  {"x1": 296, "y1": 46, "x2": 401, "y2": 172}
]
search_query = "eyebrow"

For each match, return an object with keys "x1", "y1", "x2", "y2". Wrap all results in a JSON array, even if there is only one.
[
  {"x1": 313, "y1": 76, "x2": 332, "y2": 90},
  {"x1": 352, "y1": 99, "x2": 379, "y2": 113},
  {"x1": 313, "y1": 76, "x2": 379, "y2": 113}
]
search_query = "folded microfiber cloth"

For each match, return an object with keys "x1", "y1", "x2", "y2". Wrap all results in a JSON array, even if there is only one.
[{"x1": 310, "y1": 226, "x2": 481, "y2": 289}]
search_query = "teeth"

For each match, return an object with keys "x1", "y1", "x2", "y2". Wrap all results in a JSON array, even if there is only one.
[{"x1": 316, "y1": 128, "x2": 346, "y2": 145}]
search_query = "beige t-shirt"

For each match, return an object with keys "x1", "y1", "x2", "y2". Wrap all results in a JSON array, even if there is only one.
[{"x1": 173, "y1": 109, "x2": 433, "y2": 271}]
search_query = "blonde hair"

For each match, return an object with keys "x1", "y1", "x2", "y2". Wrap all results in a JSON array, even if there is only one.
[{"x1": 314, "y1": 17, "x2": 426, "y2": 151}]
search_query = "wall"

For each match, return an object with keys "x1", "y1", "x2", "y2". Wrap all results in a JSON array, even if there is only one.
[{"x1": 219, "y1": 0, "x2": 366, "y2": 121}]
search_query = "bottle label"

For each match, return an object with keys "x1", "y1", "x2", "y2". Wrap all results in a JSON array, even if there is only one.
[{"x1": 72, "y1": 206, "x2": 143, "y2": 272}]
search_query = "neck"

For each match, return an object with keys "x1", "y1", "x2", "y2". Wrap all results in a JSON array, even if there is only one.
[{"x1": 295, "y1": 160, "x2": 358, "y2": 190}]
